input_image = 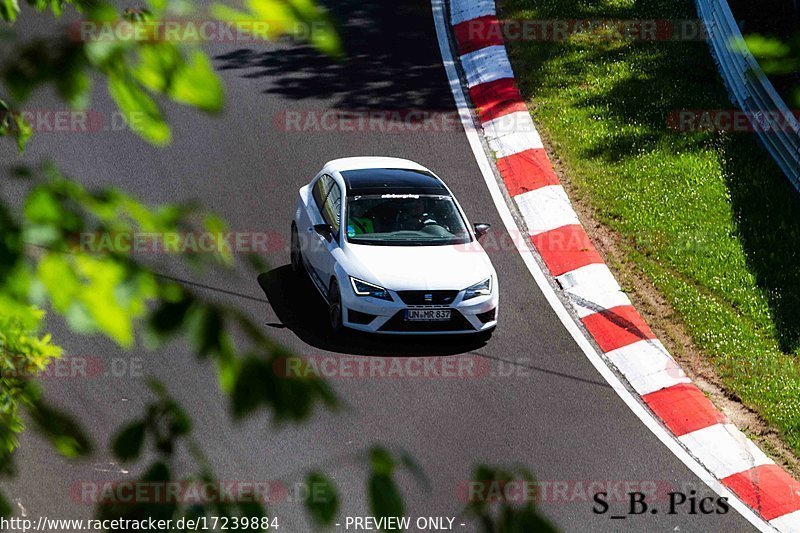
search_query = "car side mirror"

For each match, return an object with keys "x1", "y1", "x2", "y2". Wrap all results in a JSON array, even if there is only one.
[
  {"x1": 474, "y1": 223, "x2": 491, "y2": 239},
  {"x1": 313, "y1": 223, "x2": 333, "y2": 242}
]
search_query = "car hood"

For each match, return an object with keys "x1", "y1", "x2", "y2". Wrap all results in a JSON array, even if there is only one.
[{"x1": 343, "y1": 241, "x2": 495, "y2": 291}]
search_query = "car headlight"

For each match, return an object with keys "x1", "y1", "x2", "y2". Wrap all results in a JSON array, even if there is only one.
[
  {"x1": 350, "y1": 277, "x2": 393, "y2": 301},
  {"x1": 463, "y1": 277, "x2": 492, "y2": 301}
]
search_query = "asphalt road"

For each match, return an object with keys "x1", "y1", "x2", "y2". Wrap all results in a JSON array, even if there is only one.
[{"x1": 2, "y1": 1, "x2": 755, "y2": 531}]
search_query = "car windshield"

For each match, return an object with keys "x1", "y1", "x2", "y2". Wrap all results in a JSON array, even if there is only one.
[{"x1": 345, "y1": 194, "x2": 471, "y2": 246}]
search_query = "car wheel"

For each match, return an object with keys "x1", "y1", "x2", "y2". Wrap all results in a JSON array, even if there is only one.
[
  {"x1": 290, "y1": 224, "x2": 305, "y2": 277},
  {"x1": 328, "y1": 279, "x2": 344, "y2": 333}
]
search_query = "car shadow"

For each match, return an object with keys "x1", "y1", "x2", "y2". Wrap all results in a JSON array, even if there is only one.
[{"x1": 257, "y1": 266, "x2": 490, "y2": 356}]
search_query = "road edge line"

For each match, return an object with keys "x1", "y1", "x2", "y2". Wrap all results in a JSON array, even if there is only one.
[{"x1": 431, "y1": 0, "x2": 787, "y2": 530}]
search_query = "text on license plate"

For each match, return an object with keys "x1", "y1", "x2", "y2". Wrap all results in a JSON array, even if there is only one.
[{"x1": 404, "y1": 309, "x2": 451, "y2": 321}]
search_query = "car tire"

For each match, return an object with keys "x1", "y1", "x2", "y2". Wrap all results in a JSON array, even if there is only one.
[
  {"x1": 328, "y1": 279, "x2": 344, "y2": 333},
  {"x1": 290, "y1": 223, "x2": 305, "y2": 277}
]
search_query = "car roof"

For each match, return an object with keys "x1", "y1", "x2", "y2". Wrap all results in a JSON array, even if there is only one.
[
  {"x1": 322, "y1": 156, "x2": 429, "y2": 173},
  {"x1": 339, "y1": 168, "x2": 448, "y2": 196}
]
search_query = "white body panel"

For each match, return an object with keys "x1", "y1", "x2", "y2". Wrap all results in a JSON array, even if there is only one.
[{"x1": 292, "y1": 157, "x2": 499, "y2": 334}]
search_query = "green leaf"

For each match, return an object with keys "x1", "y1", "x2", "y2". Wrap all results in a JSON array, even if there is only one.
[
  {"x1": 24, "y1": 187, "x2": 63, "y2": 224},
  {"x1": 135, "y1": 45, "x2": 223, "y2": 113},
  {"x1": 107, "y1": 71, "x2": 171, "y2": 146},
  {"x1": 216, "y1": 348, "x2": 239, "y2": 392},
  {"x1": 0, "y1": 99, "x2": 32, "y2": 152},
  {"x1": 112, "y1": 421, "x2": 146, "y2": 461},
  {"x1": 245, "y1": 253, "x2": 268, "y2": 272},
  {"x1": 12, "y1": 111, "x2": 31, "y2": 151},
  {"x1": 148, "y1": 294, "x2": 193, "y2": 337},
  {"x1": 166, "y1": 401, "x2": 191, "y2": 437},
  {"x1": 369, "y1": 447, "x2": 395, "y2": 476},
  {"x1": 64, "y1": 301, "x2": 98, "y2": 334},
  {"x1": 27, "y1": 0, "x2": 64, "y2": 17},
  {"x1": 367, "y1": 447, "x2": 404, "y2": 523},
  {"x1": 0, "y1": 490, "x2": 12, "y2": 523},
  {"x1": 210, "y1": 0, "x2": 341, "y2": 58},
  {"x1": 286, "y1": 0, "x2": 342, "y2": 58},
  {"x1": 304, "y1": 472, "x2": 338, "y2": 526},
  {"x1": 742, "y1": 34, "x2": 791, "y2": 58},
  {"x1": 231, "y1": 357, "x2": 263, "y2": 418},
  {"x1": 0, "y1": 0, "x2": 19, "y2": 22},
  {"x1": 0, "y1": 491, "x2": 10, "y2": 518},
  {"x1": 28, "y1": 400, "x2": 92, "y2": 458},
  {"x1": 167, "y1": 50, "x2": 223, "y2": 113},
  {"x1": 237, "y1": 500, "x2": 266, "y2": 520},
  {"x1": 368, "y1": 473, "x2": 404, "y2": 525},
  {"x1": 188, "y1": 305, "x2": 224, "y2": 358}
]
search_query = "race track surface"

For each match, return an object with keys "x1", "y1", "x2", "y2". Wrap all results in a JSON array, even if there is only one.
[{"x1": 1, "y1": 1, "x2": 755, "y2": 531}]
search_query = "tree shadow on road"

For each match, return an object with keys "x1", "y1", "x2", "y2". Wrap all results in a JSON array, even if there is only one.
[
  {"x1": 257, "y1": 265, "x2": 490, "y2": 356},
  {"x1": 213, "y1": 0, "x2": 455, "y2": 111}
]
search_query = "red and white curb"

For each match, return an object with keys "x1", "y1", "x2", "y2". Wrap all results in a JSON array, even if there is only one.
[{"x1": 435, "y1": 0, "x2": 800, "y2": 530}]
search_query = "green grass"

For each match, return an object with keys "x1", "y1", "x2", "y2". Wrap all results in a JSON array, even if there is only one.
[{"x1": 500, "y1": 0, "x2": 800, "y2": 455}]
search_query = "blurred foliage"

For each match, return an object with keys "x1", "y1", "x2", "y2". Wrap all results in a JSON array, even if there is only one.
[
  {"x1": 0, "y1": 164, "x2": 340, "y2": 524},
  {"x1": 0, "y1": 0, "x2": 554, "y2": 530},
  {"x1": 0, "y1": 0, "x2": 341, "y2": 148},
  {"x1": 304, "y1": 472, "x2": 338, "y2": 526},
  {"x1": 0, "y1": 97, "x2": 31, "y2": 151},
  {"x1": 99, "y1": 381, "x2": 274, "y2": 528},
  {"x1": 465, "y1": 466, "x2": 557, "y2": 533},
  {"x1": 0, "y1": 0, "x2": 339, "y2": 525},
  {"x1": 210, "y1": 0, "x2": 342, "y2": 59},
  {"x1": 740, "y1": 33, "x2": 800, "y2": 105}
]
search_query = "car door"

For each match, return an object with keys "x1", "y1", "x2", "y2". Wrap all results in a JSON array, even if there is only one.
[
  {"x1": 305, "y1": 175, "x2": 341, "y2": 296},
  {"x1": 314, "y1": 177, "x2": 343, "y2": 291}
]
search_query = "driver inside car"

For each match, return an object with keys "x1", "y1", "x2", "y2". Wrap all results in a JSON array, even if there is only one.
[
  {"x1": 347, "y1": 212, "x2": 375, "y2": 236},
  {"x1": 397, "y1": 198, "x2": 438, "y2": 230}
]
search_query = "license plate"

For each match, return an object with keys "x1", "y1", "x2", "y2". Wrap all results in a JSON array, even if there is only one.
[{"x1": 404, "y1": 309, "x2": 451, "y2": 321}]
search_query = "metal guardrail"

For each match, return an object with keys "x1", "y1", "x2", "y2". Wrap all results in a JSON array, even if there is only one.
[{"x1": 695, "y1": 0, "x2": 800, "y2": 191}]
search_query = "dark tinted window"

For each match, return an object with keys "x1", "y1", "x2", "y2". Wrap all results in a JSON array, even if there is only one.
[
  {"x1": 321, "y1": 181, "x2": 342, "y2": 236},
  {"x1": 341, "y1": 168, "x2": 447, "y2": 196},
  {"x1": 311, "y1": 175, "x2": 335, "y2": 213},
  {"x1": 345, "y1": 194, "x2": 470, "y2": 246}
]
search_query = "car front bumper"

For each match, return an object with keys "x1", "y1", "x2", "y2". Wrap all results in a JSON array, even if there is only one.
[{"x1": 339, "y1": 282, "x2": 499, "y2": 335}]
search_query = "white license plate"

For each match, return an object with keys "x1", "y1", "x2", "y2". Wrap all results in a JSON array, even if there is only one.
[{"x1": 404, "y1": 309, "x2": 451, "y2": 321}]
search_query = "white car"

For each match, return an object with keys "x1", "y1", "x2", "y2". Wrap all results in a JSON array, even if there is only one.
[{"x1": 291, "y1": 157, "x2": 498, "y2": 335}]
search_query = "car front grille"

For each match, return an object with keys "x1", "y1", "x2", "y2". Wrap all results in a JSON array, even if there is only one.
[{"x1": 396, "y1": 290, "x2": 459, "y2": 306}]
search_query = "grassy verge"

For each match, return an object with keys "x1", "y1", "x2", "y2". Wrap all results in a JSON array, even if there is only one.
[{"x1": 499, "y1": 0, "x2": 800, "y2": 456}]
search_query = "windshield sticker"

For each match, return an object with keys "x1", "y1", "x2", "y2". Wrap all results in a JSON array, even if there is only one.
[{"x1": 381, "y1": 194, "x2": 420, "y2": 199}]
